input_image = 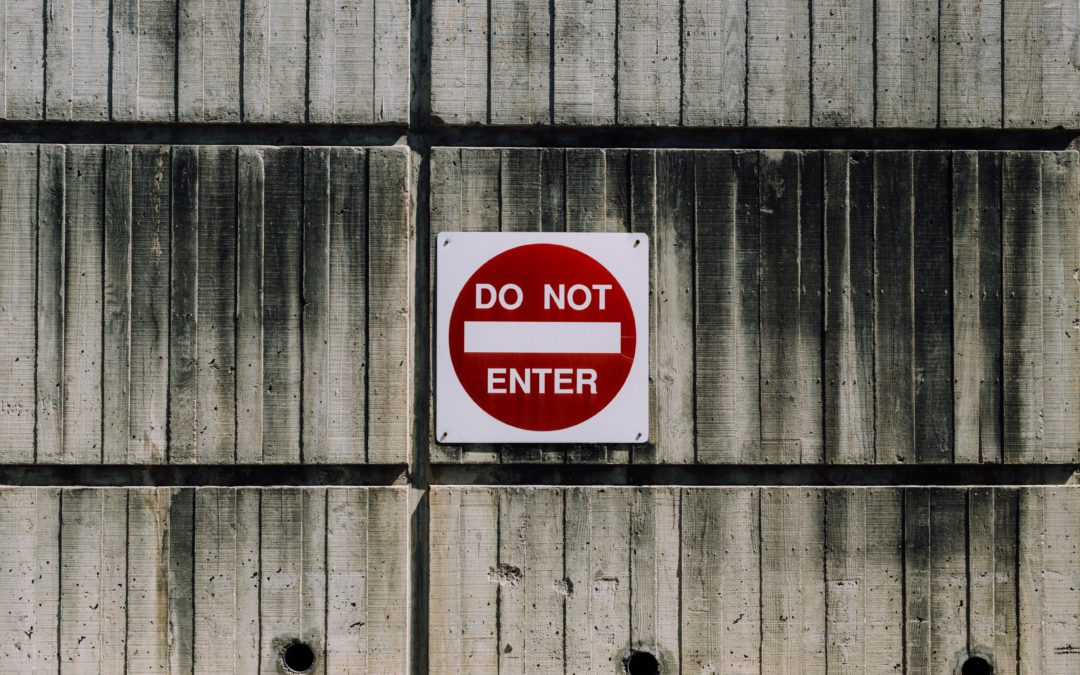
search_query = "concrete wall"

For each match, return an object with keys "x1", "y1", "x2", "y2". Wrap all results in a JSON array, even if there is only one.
[
  {"x1": 0, "y1": 145, "x2": 411, "y2": 465},
  {"x1": 430, "y1": 148, "x2": 1079, "y2": 465},
  {"x1": 430, "y1": 486, "x2": 1079, "y2": 675},
  {"x1": 0, "y1": 0, "x2": 410, "y2": 122},
  {"x1": 430, "y1": 0, "x2": 1080, "y2": 128},
  {"x1": 5, "y1": 0, "x2": 1078, "y2": 126},
  {"x1": 0, "y1": 487, "x2": 409, "y2": 673},
  {"x1": 0, "y1": 0, "x2": 1077, "y2": 673}
]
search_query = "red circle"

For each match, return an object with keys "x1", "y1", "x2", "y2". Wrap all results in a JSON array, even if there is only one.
[{"x1": 449, "y1": 244, "x2": 636, "y2": 431}]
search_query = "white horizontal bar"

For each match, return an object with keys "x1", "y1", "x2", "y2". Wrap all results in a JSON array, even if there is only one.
[{"x1": 463, "y1": 321, "x2": 622, "y2": 354}]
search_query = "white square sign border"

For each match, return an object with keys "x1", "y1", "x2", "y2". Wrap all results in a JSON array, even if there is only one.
[{"x1": 436, "y1": 232, "x2": 650, "y2": 444}]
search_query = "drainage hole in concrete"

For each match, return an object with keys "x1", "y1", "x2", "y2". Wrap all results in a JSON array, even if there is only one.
[
  {"x1": 961, "y1": 656, "x2": 993, "y2": 675},
  {"x1": 625, "y1": 650, "x2": 660, "y2": 675},
  {"x1": 282, "y1": 641, "x2": 316, "y2": 673}
]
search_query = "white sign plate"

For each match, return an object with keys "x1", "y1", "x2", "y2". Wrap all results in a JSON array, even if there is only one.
[{"x1": 436, "y1": 232, "x2": 649, "y2": 443}]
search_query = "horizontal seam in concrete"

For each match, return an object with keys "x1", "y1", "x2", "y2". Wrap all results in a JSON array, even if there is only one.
[
  {"x1": 428, "y1": 465, "x2": 1080, "y2": 487},
  {"x1": 0, "y1": 464, "x2": 1075, "y2": 487},
  {"x1": 1, "y1": 121, "x2": 1079, "y2": 150},
  {"x1": 0, "y1": 465, "x2": 409, "y2": 487}
]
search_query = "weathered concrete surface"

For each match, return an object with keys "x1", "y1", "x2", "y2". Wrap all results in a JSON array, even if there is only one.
[
  {"x1": 0, "y1": 144, "x2": 411, "y2": 466},
  {"x1": 0, "y1": 487, "x2": 410, "y2": 674},
  {"x1": 3, "y1": 146, "x2": 1076, "y2": 467},
  {"x1": 430, "y1": 0, "x2": 1080, "y2": 128},
  {"x1": 0, "y1": 0, "x2": 410, "y2": 123},
  {"x1": 0, "y1": 1, "x2": 1076, "y2": 667},
  {"x1": 430, "y1": 486, "x2": 1079, "y2": 675},
  {"x1": 429, "y1": 148, "x2": 1080, "y2": 466},
  {"x1": 4, "y1": 0, "x2": 1079, "y2": 128}
]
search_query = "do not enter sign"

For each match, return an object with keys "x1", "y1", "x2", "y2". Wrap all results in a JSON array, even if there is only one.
[
  {"x1": 437, "y1": 233, "x2": 649, "y2": 443},
  {"x1": 449, "y1": 244, "x2": 634, "y2": 431}
]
